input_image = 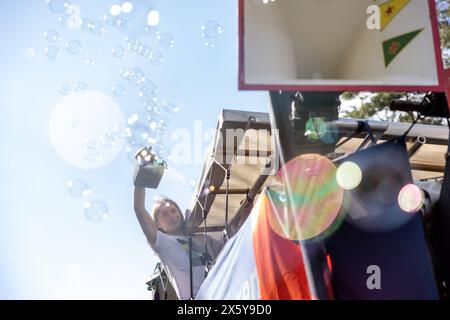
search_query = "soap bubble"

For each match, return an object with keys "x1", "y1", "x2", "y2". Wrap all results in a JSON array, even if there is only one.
[
  {"x1": 59, "y1": 84, "x2": 71, "y2": 95},
  {"x1": 113, "y1": 84, "x2": 127, "y2": 97},
  {"x1": 138, "y1": 45, "x2": 152, "y2": 58},
  {"x1": 118, "y1": 17, "x2": 131, "y2": 30},
  {"x1": 125, "y1": 34, "x2": 141, "y2": 52},
  {"x1": 202, "y1": 20, "x2": 223, "y2": 47},
  {"x1": 124, "y1": 114, "x2": 157, "y2": 147},
  {"x1": 158, "y1": 33, "x2": 174, "y2": 48},
  {"x1": 139, "y1": 78, "x2": 158, "y2": 97},
  {"x1": 46, "y1": 45, "x2": 60, "y2": 61},
  {"x1": 161, "y1": 100, "x2": 179, "y2": 113},
  {"x1": 103, "y1": 13, "x2": 121, "y2": 27},
  {"x1": 202, "y1": 20, "x2": 223, "y2": 39},
  {"x1": 90, "y1": 21, "x2": 105, "y2": 35},
  {"x1": 150, "y1": 52, "x2": 164, "y2": 65},
  {"x1": 83, "y1": 144, "x2": 103, "y2": 162},
  {"x1": 112, "y1": 46, "x2": 126, "y2": 58},
  {"x1": 67, "y1": 179, "x2": 91, "y2": 198},
  {"x1": 69, "y1": 118, "x2": 80, "y2": 129},
  {"x1": 45, "y1": 29, "x2": 61, "y2": 43},
  {"x1": 66, "y1": 40, "x2": 82, "y2": 55},
  {"x1": 149, "y1": 114, "x2": 170, "y2": 135},
  {"x1": 74, "y1": 82, "x2": 88, "y2": 93},
  {"x1": 84, "y1": 199, "x2": 109, "y2": 222},
  {"x1": 47, "y1": 0, "x2": 69, "y2": 13},
  {"x1": 144, "y1": 26, "x2": 158, "y2": 37},
  {"x1": 143, "y1": 98, "x2": 161, "y2": 115},
  {"x1": 99, "y1": 126, "x2": 123, "y2": 148},
  {"x1": 81, "y1": 18, "x2": 94, "y2": 31},
  {"x1": 128, "y1": 67, "x2": 145, "y2": 86},
  {"x1": 85, "y1": 58, "x2": 95, "y2": 67}
]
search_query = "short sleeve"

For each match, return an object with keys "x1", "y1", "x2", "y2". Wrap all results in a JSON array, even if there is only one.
[{"x1": 150, "y1": 230, "x2": 167, "y2": 253}]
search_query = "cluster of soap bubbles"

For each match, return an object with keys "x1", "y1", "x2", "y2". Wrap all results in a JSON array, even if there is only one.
[
  {"x1": 81, "y1": 124, "x2": 125, "y2": 164},
  {"x1": 97, "y1": 125, "x2": 124, "y2": 149},
  {"x1": 118, "y1": 66, "x2": 180, "y2": 115},
  {"x1": 201, "y1": 20, "x2": 223, "y2": 48},
  {"x1": 47, "y1": 0, "x2": 106, "y2": 35},
  {"x1": 45, "y1": 0, "x2": 188, "y2": 223},
  {"x1": 124, "y1": 112, "x2": 168, "y2": 152},
  {"x1": 80, "y1": 18, "x2": 106, "y2": 35},
  {"x1": 44, "y1": 28, "x2": 62, "y2": 61},
  {"x1": 103, "y1": 2, "x2": 134, "y2": 29},
  {"x1": 66, "y1": 39, "x2": 82, "y2": 54},
  {"x1": 112, "y1": 84, "x2": 127, "y2": 97},
  {"x1": 45, "y1": 29, "x2": 61, "y2": 43},
  {"x1": 103, "y1": 1, "x2": 163, "y2": 38},
  {"x1": 67, "y1": 179, "x2": 109, "y2": 222},
  {"x1": 59, "y1": 82, "x2": 88, "y2": 95},
  {"x1": 117, "y1": 33, "x2": 172, "y2": 65},
  {"x1": 116, "y1": 66, "x2": 180, "y2": 162},
  {"x1": 44, "y1": 28, "x2": 84, "y2": 61},
  {"x1": 83, "y1": 138, "x2": 104, "y2": 163}
]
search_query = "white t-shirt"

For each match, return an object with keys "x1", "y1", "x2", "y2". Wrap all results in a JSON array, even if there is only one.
[{"x1": 151, "y1": 230, "x2": 222, "y2": 300}]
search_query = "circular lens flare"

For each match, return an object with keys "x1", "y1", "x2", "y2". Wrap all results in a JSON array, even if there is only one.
[
  {"x1": 398, "y1": 184, "x2": 424, "y2": 213},
  {"x1": 336, "y1": 161, "x2": 362, "y2": 190},
  {"x1": 267, "y1": 154, "x2": 344, "y2": 241}
]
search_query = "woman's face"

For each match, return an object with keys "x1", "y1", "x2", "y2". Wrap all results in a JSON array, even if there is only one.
[{"x1": 156, "y1": 202, "x2": 183, "y2": 234}]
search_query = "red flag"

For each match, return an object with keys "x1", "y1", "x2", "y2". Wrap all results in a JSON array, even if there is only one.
[{"x1": 252, "y1": 192, "x2": 313, "y2": 300}]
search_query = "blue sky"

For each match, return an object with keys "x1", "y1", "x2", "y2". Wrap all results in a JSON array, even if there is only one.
[{"x1": 0, "y1": 0, "x2": 268, "y2": 299}]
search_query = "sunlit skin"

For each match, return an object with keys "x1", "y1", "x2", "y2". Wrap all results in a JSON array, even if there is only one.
[
  {"x1": 155, "y1": 203, "x2": 184, "y2": 235},
  {"x1": 133, "y1": 187, "x2": 185, "y2": 247}
]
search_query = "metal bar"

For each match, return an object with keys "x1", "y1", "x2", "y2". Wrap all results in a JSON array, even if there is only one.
[
  {"x1": 190, "y1": 226, "x2": 226, "y2": 233},
  {"x1": 209, "y1": 188, "x2": 249, "y2": 195},
  {"x1": 408, "y1": 136, "x2": 427, "y2": 158}
]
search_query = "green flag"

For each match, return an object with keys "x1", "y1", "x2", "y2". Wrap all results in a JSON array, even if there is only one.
[{"x1": 382, "y1": 29, "x2": 423, "y2": 67}]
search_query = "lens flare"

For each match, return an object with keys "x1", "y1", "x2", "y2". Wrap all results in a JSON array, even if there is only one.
[
  {"x1": 109, "y1": 5, "x2": 121, "y2": 16},
  {"x1": 147, "y1": 10, "x2": 160, "y2": 26},
  {"x1": 336, "y1": 161, "x2": 362, "y2": 190},
  {"x1": 398, "y1": 184, "x2": 424, "y2": 213},
  {"x1": 267, "y1": 154, "x2": 344, "y2": 241},
  {"x1": 121, "y1": 2, "x2": 133, "y2": 13}
]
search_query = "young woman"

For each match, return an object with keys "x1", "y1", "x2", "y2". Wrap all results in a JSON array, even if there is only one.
[{"x1": 133, "y1": 186, "x2": 222, "y2": 299}]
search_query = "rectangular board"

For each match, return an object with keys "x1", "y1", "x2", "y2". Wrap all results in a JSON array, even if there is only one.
[{"x1": 238, "y1": 0, "x2": 446, "y2": 92}]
